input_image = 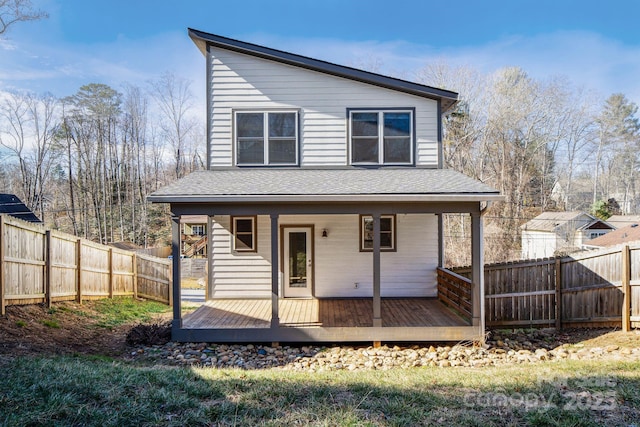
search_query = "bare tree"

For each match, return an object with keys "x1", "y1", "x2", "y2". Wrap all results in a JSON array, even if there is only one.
[
  {"x1": 148, "y1": 72, "x2": 198, "y2": 179},
  {"x1": 0, "y1": 91, "x2": 59, "y2": 221},
  {"x1": 0, "y1": 0, "x2": 47, "y2": 35}
]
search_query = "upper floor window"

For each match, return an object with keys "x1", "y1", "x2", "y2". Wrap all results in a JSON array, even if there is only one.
[
  {"x1": 349, "y1": 110, "x2": 413, "y2": 165},
  {"x1": 235, "y1": 111, "x2": 298, "y2": 166}
]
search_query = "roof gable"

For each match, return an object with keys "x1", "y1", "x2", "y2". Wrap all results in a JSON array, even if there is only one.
[
  {"x1": 188, "y1": 28, "x2": 458, "y2": 112},
  {"x1": 587, "y1": 223, "x2": 640, "y2": 247}
]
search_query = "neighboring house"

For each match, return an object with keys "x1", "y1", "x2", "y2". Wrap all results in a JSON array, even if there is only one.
[
  {"x1": 150, "y1": 29, "x2": 502, "y2": 343},
  {"x1": 607, "y1": 215, "x2": 640, "y2": 229},
  {"x1": 583, "y1": 223, "x2": 640, "y2": 249},
  {"x1": 181, "y1": 215, "x2": 208, "y2": 258},
  {"x1": 521, "y1": 211, "x2": 614, "y2": 259},
  {"x1": 0, "y1": 193, "x2": 42, "y2": 223}
]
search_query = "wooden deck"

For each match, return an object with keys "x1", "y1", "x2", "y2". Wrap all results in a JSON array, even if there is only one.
[{"x1": 183, "y1": 298, "x2": 469, "y2": 329}]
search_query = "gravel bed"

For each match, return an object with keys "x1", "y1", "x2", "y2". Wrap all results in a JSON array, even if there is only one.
[{"x1": 127, "y1": 329, "x2": 640, "y2": 371}]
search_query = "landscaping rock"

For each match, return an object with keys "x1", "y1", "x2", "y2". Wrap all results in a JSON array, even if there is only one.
[{"x1": 127, "y1": 328, "x2": 640, "y2": 371}]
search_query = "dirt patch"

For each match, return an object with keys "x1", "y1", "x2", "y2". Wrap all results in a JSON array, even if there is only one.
[{"x1": 0, "y1": 301, "x2": 171, "y2": 357}]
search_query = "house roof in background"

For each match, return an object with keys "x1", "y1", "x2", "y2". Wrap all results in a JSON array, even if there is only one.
[
  {"x1": 586, "y1": 223, "x2": 640, "y2": 248},
  {"x1": 521, "y1": 211, "x2": 594, "y2": 232},
  {"x1": 0, "y1": 194, "x2": 42, "y2": 223},
  {"x1": 607, "y1": 215, "x2": 640, "y2": 228},
  {"x1": 149, "y1": 168, "x2": 502, "y2": 204},
  {"x1": 188, "y1": 28, "x2": 459, "y2": 112}
]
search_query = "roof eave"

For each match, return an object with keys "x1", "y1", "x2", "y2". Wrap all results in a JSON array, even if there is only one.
[{"x1": 148, "y1": 193, "x2": 504, "y2": 204}]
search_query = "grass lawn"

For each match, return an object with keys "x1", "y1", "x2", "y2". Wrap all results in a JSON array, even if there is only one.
[
  {"x1": 2, "y1": 298, "x2": 640, "y2": 426},
  {"x1": 0, "y1": 355, "x2": 639, "y2": 426}
]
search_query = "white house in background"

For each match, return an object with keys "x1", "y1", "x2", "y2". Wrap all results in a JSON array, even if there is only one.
[
  {"x1": 521, "y1": 211, "x2": 615, "y2": 259},
  {"x1": 150, "y1": 29, "x2": 502, "y2": 344}
]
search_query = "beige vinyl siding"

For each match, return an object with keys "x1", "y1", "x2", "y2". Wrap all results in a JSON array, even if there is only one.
[
  {"x1": 209, "y1": 214, "x2": 438, "y2": 299},
  {"x1": 208, "y1": 47, "x2": 439, "y2": 167}
]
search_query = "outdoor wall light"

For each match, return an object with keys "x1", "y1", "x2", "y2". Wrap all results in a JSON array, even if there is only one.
[{"x1": 322, "y1": 229, "x2": 328, "y2": 238}]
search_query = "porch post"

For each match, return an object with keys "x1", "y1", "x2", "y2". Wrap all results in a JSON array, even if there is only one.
[
  {"x1": 437, "y1": 213, "x2": 444, "y2": 268},
  {"x1": 206, "y1": 215, "x2": 213, "y2": 301},
  {"x1": 171, "y1": 213, "x2": 182, "y2": 328},
  {"x1": 270, "y1": 214, "x2": 280, "y2": 328},
  {"x1": 471, "y1": 211, "x2": 485, "y2": 331},
  {"x1": 372, "y1": 213, "x2": 382, "y2": 327}
]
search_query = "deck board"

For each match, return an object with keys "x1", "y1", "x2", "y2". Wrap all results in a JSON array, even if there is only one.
[{"x1": 183, "y1": 298, "x2": 469, "y2": 330}]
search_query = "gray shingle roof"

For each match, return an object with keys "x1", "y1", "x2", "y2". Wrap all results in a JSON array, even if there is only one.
[{"x1": 149, "y1": 169, "x2": 501, "y2": 203}]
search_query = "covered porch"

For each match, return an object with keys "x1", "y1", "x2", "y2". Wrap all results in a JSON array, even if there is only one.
[{"x1": 149, "y1": 168, "x2": 502, "y2": 344}]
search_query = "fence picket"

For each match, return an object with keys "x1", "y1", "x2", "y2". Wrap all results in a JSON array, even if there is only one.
[{"x1": 0, "y1": 214, "x2": 171, "y2": 308}]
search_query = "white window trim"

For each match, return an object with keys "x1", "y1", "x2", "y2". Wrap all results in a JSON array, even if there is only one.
[
  {"x1": 191, "y1": 224, "x2": 205, "y2": 236},
  {"x1": 360, "y1": 214, "x2": 396, "y2": 252},
  {"x1": 234, "y1": 110, "x2": 299, "y2": 166},
  {"x1": 232, "y1": 216, "x2": 257, "y2": 252},
  {"x1": 349, "y1": 109, "x2": 414, "y2": 166}
]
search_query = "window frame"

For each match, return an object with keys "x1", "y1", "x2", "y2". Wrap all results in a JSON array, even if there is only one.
[
  {"x1": 348, "y1": 108, "x2": 415, "y2": 166},
  {"x1": 231, "y1": 215, "x2": 257, "y2": 253},
  {"x1": 234, "y1": 110, "x2": 300, "y2": 166},
  {"x1": 190, "y1": 224, "x2": 206, "y2": 236},
  {"x1": 359, "y1": 214, "x2": 397, "y2": 252}
]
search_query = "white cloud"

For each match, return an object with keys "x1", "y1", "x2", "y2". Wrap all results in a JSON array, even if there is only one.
[
  {"x1": 237, "y1": 30, "x2": 640, "y2": 106},
  {"x1": 1, "y1": 28, "x2": 639, "y2": 115}
]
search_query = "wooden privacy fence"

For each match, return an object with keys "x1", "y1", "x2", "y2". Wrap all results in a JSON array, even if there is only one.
[
  {"x1": 453, "y1": 243, "x2": 640, "y2": 330},
  {"x1": 0, "y1": 214, "x2": 172, "y2": 315}
]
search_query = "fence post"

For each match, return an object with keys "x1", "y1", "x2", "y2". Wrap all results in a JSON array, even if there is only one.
[
  {"x1": 76, "y1": 238, "x2": 82, "y2": 304},
  {"x1": 45, "y1": 230, "x2": 52, "y2": 308},
  {"x1": 622, "y1": 245, "x2": 631, "y2": 332},
  {"x1": 0, "y1": 215, "x2": 5, "y2": 315},
  {"x1": 168, "y1": 261, "x2": 173, "y2": 307},
  {"x1": 555, "y1": 257, "x2": 562, "y2": 330},
  {"x1": 108, "y1": 247, "x2": 114, "y2": 299},
  {"x1": 132, "y1": 253, "x2": 138, "y2": 299}
]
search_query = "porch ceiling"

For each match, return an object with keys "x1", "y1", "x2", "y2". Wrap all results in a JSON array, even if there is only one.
[{"x1": 149, "y1": 168, "x2": 502, "y2": 204}]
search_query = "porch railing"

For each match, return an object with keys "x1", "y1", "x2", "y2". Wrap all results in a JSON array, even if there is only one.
[{"x1": 437, "y1": 267, "x2": 472, "y2": 321}]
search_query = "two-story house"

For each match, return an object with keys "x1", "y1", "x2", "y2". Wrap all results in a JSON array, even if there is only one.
[{"x1": 150, "y1": 29, "x2": 502, "y2": 344}]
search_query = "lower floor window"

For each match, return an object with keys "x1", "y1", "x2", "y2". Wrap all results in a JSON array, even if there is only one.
[
  {"x1": 232, "y1": 216, "x2": 257, "y2": 252},
  {"x1": 360, "y1": 214, "x2": 396, "y2": 251}
]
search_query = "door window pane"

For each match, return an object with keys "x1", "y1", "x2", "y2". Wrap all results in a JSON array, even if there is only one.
[{"x1": 289, "y1": 232, "x2": 307, "y2": 287}]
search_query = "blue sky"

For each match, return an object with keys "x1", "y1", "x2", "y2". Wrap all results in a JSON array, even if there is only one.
[{"x1": 2, "y1": 0, "x2": 640, "y2": 110}]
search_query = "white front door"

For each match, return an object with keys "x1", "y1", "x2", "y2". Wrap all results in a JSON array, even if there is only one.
[{"x1": 283, "y1": 227, "x2": 313, "y2": 298}]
